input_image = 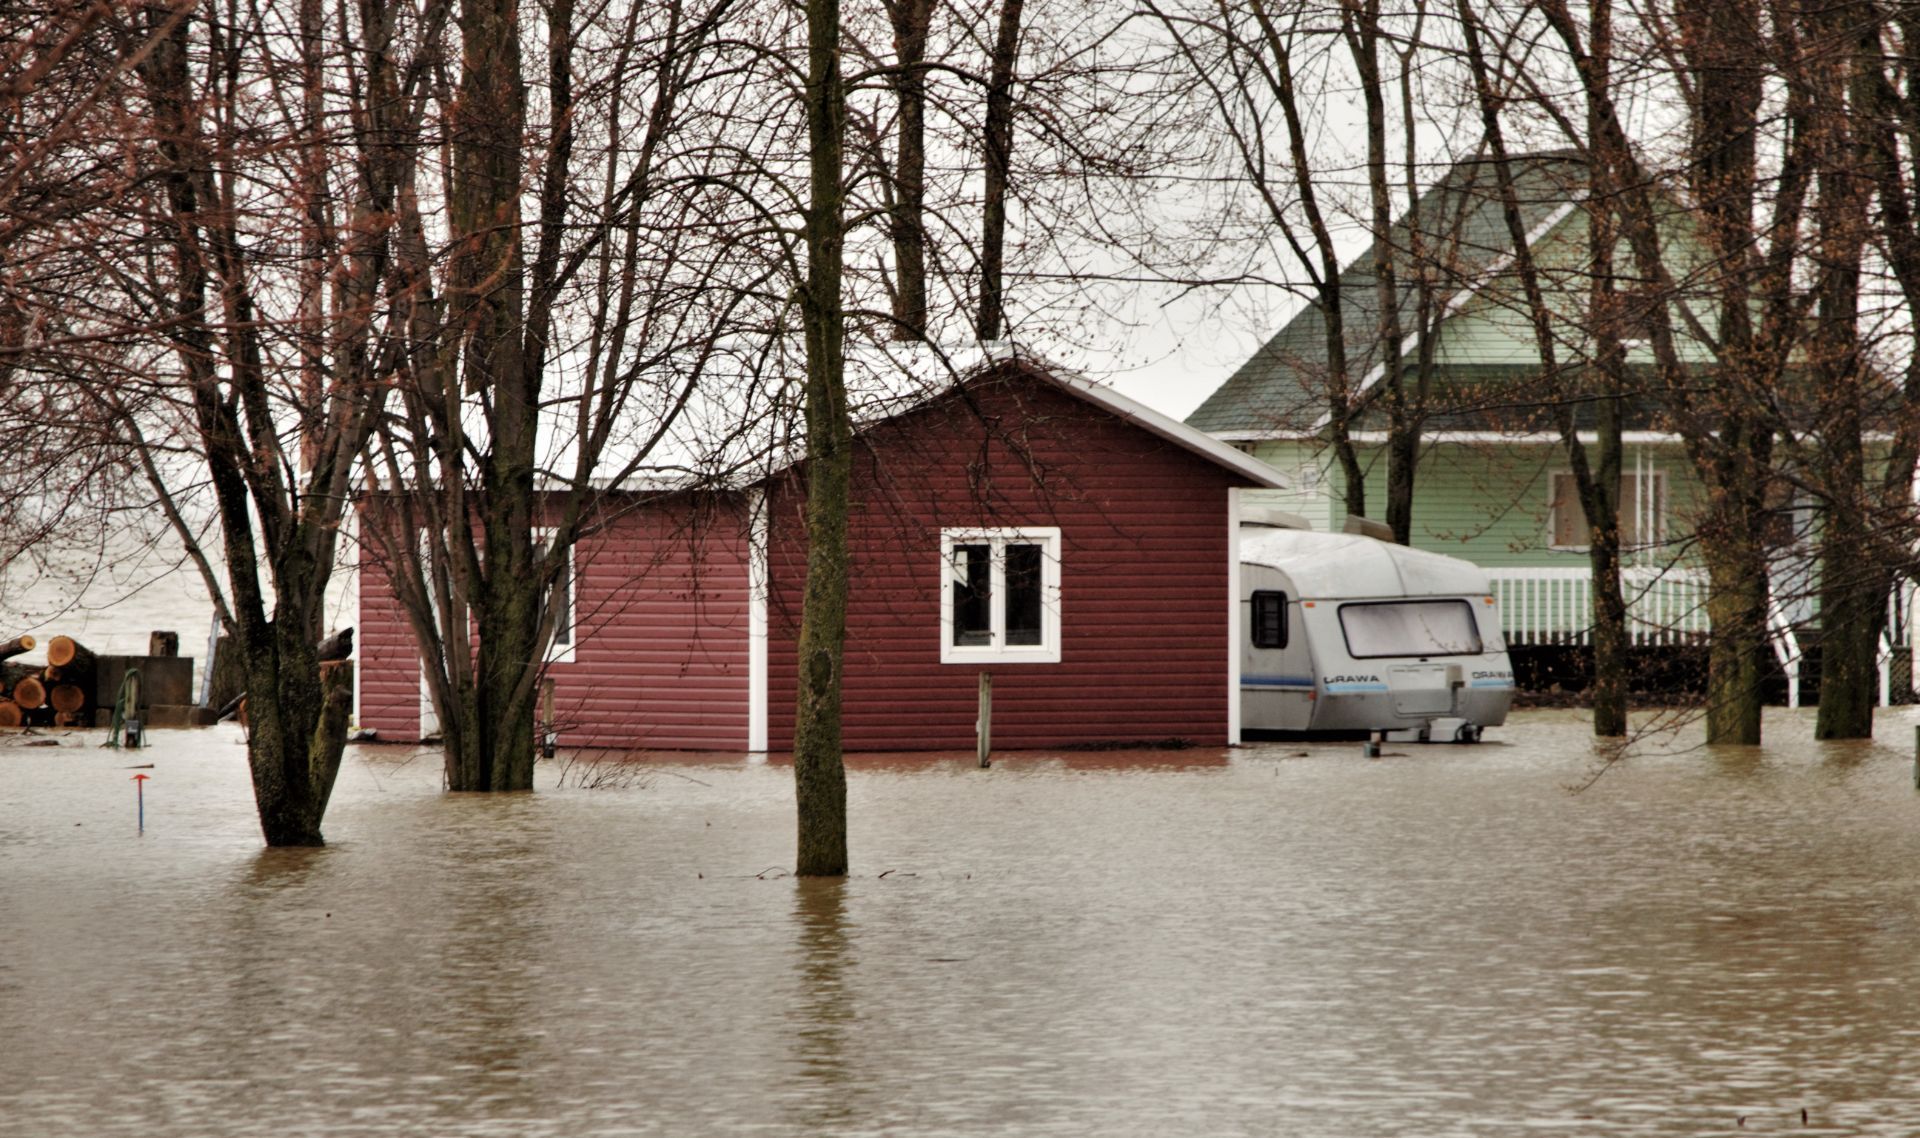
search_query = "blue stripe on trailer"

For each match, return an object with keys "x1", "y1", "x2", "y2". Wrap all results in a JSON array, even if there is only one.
[
  {"x1": 1242, "y1": 675, "x2": 1315, "y2": 689},
  {"x1": 1323, "y1": 682, "x2": 1390, "y2": 693}
]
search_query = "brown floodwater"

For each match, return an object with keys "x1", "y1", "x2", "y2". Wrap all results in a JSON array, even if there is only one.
[{"x1": 4, "y1": 710, "x2": 1920, "y2": 1136}]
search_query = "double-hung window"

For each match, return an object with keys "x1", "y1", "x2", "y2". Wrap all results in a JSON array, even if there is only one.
[{"x1": 940, "y1": 528, "x2": 1061, "y2": 664}]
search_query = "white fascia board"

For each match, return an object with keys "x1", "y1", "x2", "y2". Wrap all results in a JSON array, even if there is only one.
[
  {"x1": 1209, "y1": 429, "x2": 1682, "y2": 446},
  {"x1": 1039, "y1": 369, "x2": 1290, "y2": 489},
  {"x1": 1346, "y1": 430, "x2": 1682, "y2": 445},
  {"x1": 747, "y1": 488, "x2": 769, "y2": 753},
  {"x1": 1309, "y1": 199, "x2": 1584, "y2": 434},
  {"x1": 1226, "y1": 487, "x2": 1242, "y2": 746}
]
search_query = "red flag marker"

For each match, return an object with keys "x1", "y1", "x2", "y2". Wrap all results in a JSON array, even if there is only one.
[{"x1": 131, "y1": 773, "x2": 150, "y2": 832}]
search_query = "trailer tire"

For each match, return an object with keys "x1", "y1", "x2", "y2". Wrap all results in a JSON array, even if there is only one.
[{"x1": 1454, "y1": 723, "x2": 1481, "y2": 744}]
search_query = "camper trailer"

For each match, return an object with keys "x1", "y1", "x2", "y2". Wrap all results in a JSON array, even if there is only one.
[{"x1": 1239, "y1": 526, "x2": 1513, "y2": 742}]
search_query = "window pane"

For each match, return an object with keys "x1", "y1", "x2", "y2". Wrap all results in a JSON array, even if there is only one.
[
  {"x1": 1620, "y1": 473, "x2": 1643, "y2": 548},
  {"x1": 1551, "y1": 472, "x2": 1585, "y2": 547},
  {"x1": 952, "y1": 544, "x2": 992, "y2": 646},
  {"x1": 1251, "y1": 591, "x2": 1287, "y2": 649},
  {"x1": 1338, "y1": 600, "x2": 1482, "y2": 658},
  {"x1": 551, "y1": 556, "x2": 573, "y2": 646},
  {"x1": 1005, "y1": 543, "x2": 1044, "y2": 646},
  {"x1": 1554, "y1": 472, "x2": 1654, "y2": 548}
]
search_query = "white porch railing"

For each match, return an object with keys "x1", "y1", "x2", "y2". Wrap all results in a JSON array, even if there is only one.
[
  {"x1": 1489, "y1": 566, "x2": 1714, "y2": 647},
  {"x1": 1488, "y1": 566, "x2": 1820, "y2": 708}
]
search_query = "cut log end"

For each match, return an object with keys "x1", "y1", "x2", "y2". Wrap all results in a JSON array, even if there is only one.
[
  {"x1": 49, "y1": 684, "x2": 86, "y2": 715},
  {"x1": 0, "y1": 635, "x2": 34, "y2": 662},
  {"x1": 11, "y1": 676, "x2": 46, "y2": 709},
  {"x1": 46, "y1": 636, "x2": 92, "y2": 669},
  {"x1": 0, "y1": 703, "x2": 21, "y2": 728}
]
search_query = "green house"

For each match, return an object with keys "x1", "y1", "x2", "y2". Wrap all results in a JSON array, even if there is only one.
[{"x1": 1187, "y1": 153, "x2": 1902, "y2": 703}]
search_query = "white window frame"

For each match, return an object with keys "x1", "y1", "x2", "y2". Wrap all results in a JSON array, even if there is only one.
[
  {"x1": 1547, "y1": 468, "x2": 1665, "y2": 552},
  {"x1": 939, "y1": 527, "x2": 1062, "y2": 665},
  {"x1": 534, "y1": 528, "x2": 578, "y2": 664}
]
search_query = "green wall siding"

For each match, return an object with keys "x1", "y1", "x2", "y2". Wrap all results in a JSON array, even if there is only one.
[{"x1": 1245, "y1": 438, "x2": 1705, "y2": 571}]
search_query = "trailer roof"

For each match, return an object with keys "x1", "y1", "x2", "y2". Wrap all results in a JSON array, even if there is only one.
[{"x1": 1239, "y1": 529, "x2": 1492, "y2": 599}]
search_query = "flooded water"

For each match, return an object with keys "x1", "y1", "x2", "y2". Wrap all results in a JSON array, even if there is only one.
[{"x1": 5, "y1": 710, "x2": 1920, "y2": 1136}]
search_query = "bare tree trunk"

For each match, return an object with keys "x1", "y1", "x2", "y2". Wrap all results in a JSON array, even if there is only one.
[
  {"x1": 1581, "y1": 0, "x2": 1629, "y2": 737},
  {"x1": 795, "y1": 0, "x2": 851, "y2": 877},
  {"x1": 446, "y1": 0, "x2": 537, "y2": 790},
  {"x1": 888, "y1": 0, "x2": 932, "y2": 341},
  {"x1": 976, "y1": 0, "x2": 1023, "y2": 342},
  {"x1": 1810, "y1": 0, "x2": 1879, "y2": 739},
  {"x1": 1677, "y1": 0, "x2": 1777, "y2": 745},
  {"x1": 1703, "y1": 545, "x2": 1768, "y2": 744},
  {"x1": 1343, "y1": 0, "x2": 1415, "y2": 544}
]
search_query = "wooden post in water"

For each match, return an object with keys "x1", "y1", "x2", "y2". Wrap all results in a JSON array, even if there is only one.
[
  {"x1": 976, "y1": 672, "x2": 992, "y2": 768},
  {"x1": 541, "y1": 677, "x2": 557, "y2": 759},
  {"x1": 125, "y1": 670, "x2": 143, "y2": 748},
  {"x1": 1913, "y1": 724, "x2": 1919, "y2": 790}
]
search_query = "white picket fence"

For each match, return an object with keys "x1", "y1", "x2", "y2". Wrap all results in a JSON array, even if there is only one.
[{"x1": 1487, "y1": 567, "x2": 1916, "y2": 709}]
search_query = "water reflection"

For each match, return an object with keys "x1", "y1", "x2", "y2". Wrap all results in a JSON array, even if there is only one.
[
  {"x1": 785, "y1": 878, "x2": 856, "y2": 1131},
  {"x1": 6, "y1": 712, "x2": 1920, "y2": 1136}
]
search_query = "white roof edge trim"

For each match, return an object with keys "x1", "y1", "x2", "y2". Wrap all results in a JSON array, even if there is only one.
[
  {"x1": 1209, "y1": 429, "x2": 1685, "y2": 445},
  {"x1": 1347, "y1": 429, "x2": 1682, "y2": 445},
  {"x1": 1308, "y1": 197, "x2": 1585, "y2": 434},
  {"x1": 1038, "y1": 367, "x2": 1289, "y2": 489}
]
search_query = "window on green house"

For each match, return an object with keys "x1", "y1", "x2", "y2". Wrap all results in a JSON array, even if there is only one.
[{"x1": 1550, "y1": 471, "x2": 1663, "y2": 550}]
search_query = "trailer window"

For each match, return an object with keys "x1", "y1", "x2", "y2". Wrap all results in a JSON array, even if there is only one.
[
  {"x1": 1250, "y1": 591, "x2": 1288, "y2": 649},
  {"x1": 940, "y1": 528, "x2": 1062, "y2": 664},
  {"x1": 1338, "y1": 600, "x2": 1481, "y2": 659}
]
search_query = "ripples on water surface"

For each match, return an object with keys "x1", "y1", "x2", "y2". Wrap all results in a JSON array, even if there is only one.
[{"x1": 4, "y1": 711, "x2": 1920, "y2": 1136}]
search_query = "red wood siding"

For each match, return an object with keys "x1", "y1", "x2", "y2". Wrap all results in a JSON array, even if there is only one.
[
  {"x1": 557, "y1": 504, "x2": 751, "y2": 749},
  {"x1": 357, "y1": 552, "x2": 423, "y2": 738},
  {"x1": 356, "y1": 497, "x2": 752, "y2": 750},
  {"x1": 764, "y1": 366, "x2": 1236, "y2": 751}
]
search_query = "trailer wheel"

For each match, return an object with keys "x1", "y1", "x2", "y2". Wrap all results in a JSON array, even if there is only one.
[{"x1": 1454, "y1": 723, "x2": 1481, "y2": 744}]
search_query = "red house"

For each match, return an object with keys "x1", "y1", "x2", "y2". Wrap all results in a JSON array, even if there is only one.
[{"x1": 357, "y1": 358, "x2": 1287, "y2": 751}]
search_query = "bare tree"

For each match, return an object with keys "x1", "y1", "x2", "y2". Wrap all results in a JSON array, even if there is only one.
[
  {"x1": 1456, "y1": 0, "x2": 1635, "y2": 735},
  {"x1": 13, "y1": 0, "x2": 430, "y2": 843},
  {"x1": 794, "y1": 0, "x2": 852, "y2": 876},
  {"x1": 356, "y1": 0, "x2": 769, "y2": 792}
]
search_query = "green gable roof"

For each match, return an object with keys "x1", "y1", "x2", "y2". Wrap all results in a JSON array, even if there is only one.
[{"x1": 1187, "y1": 152, "x2": 1588, "y2": 437}]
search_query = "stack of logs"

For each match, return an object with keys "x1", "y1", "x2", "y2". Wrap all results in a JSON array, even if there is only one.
[{"x1": 0, "y1": 634, "x2": 96, "y2": 728}]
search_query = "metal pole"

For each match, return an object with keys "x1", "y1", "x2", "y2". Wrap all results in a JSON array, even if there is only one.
[{"x1": 977, "y1": 672, "x2": 992, "y2": 768}]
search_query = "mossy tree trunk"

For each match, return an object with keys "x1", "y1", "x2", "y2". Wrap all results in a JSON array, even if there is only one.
[
  {"x1": 435, "y1": 0, "x2": 543, "y2": 791},
  {"x1": 1807, "y1": 0, "x2": 1879, "y2": 740},
  {"x1": 1702, "y1": 526, "x2": 1768, "y2": 744},
  {"x1": 794, "y1": 0, "x2": 851, "y2": 877}
]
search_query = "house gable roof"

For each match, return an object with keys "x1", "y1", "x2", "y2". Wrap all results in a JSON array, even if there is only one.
[
  {"x1": 1008, "y1": 357, "x2": 1289, "y2": 489},
  {"x1": 1186, "y1": 152, "x2": 1589, "y2": 439}
]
